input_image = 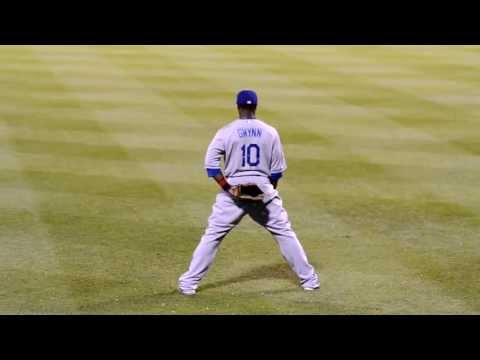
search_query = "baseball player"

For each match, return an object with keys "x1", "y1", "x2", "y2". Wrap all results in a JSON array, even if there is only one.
[{"x1": 178, "y1": 90, "x2": 320, "y2": 295}]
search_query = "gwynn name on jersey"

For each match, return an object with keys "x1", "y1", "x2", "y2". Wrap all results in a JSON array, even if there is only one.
[{"x1": 237, "y1": 127, "x2": 262, "y2": 138}]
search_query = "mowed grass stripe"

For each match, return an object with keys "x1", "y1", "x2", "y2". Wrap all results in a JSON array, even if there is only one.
[
  {"x1": 279, "y1": 47, "x2": 480, "y2": 134},
  {"x1": 267, "y1": 47, "x2": 480, "y2": 210},
  {"x1": 270, "y1": 48, "x2": 477, "y2": 136},
  {"x1": 0, "y1": 154, "x2": 204, "y2": 184},
  {"x1": 1, "y1": 129, "x2": 204, "y2": 154},
  {"x1": 326, "y1": 47, "x2": 480, "y2": 112},
  {"x1": 142, "y1": 46, "x2": 480, "y2": 198},
  {"x1": 0, "y1": 183, "x2": 210, "y2": 228},
  {"x1": 139, "y1": 46, "x2": 336, "y2": 154},
  {"x1": 297, "y1": 188, "x2": 480, "y2": 313},
  {"x1": 29, "y1": 46, "x2": 210, "y2": 171},
  {"x1": 1, "y1": 46, "x2": 479, "y2": 313},
  {"x1": 1, "y1": 109, "x2": 206, "y2": 143},
  {"x1": 196, "y1": 46, "x2": 434, "y2": 147},
  {"x1": 267, "y1": 47, "x2": 477, "y2": 126},
  {"x1": 2, "y1": 150, "x2": 479, "y2": 214},
  {"x1": 3, "y1": 152, "x2": 479, "y2": 197},
  {"x1": 28, "y1": 46, "x2": 225, "y2": 311},
  {"x1": 31, "y1": 47, "x2": 213, "y2": 132},
  {"x1": 91, "y1": 46, "x2": 356, "y2": 310},
  {"x1": 95, "y1": 48, "x2": 237, "y2": 130},
  {"x1": 26, "y1": 46, "x2": 187, "y2": 198},
  {"x1": 180, "y1": 48, "x2": 428, "y2": 180},
  {"x1": 376, "y1": 46, "x2": 480, "y2": 84},
  {"x1": 164, "y1": 47, "x2": 480, "y2": 183},
  {"x1": 1, "y1": 48, "x2": 210, "y2": 146},
  {"x1": 260, "y1": 47, "x2": 478, "y2": 171},
  {"x1": 60, "y1": 49, "x2": 246, "y2": 207},
  {"x1": 2, "y1": 46, "x2": 178, "y2": 312},
  {"x1": 7, "y1": 111, "x2": 472, "y2": 158},
  {"x1": 192, "y1": 46, "x2": 480, "y2": 311},
  {"x1": 276, "y1": 48, "x2": 480, "y2": 310},
  {"x1": 9, "y1": 138, "x2": 201, "y2": 163},
  {"x1": 138, "y1": 46, "x2": 475, "y2": 311},
  {"x1": 258, "y1": 49, "x2": 480, "y2": 183},
  {"x1": 0, "y1": 122, "x2": 78, "y2": 313}
]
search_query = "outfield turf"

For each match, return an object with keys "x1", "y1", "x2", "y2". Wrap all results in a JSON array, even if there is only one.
[{"x1": 1, "y1": 45, "x2": 479, "y2": 314}]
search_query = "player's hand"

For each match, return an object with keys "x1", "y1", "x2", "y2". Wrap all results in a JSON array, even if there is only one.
[{"x1": 228, "y1": 186, "x2": 241, "y2": 198}]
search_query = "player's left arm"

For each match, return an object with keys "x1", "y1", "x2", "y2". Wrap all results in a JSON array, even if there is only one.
[
  {"x1": 269, "y1": 130, "x2": 287, "y2": 189},
  {"x1": 269, "y1": 173, "x2": 282, "y2": 189}
]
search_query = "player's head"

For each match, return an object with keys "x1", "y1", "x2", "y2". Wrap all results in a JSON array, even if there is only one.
[{"x1": 236, "y1": 89, "x2": 257, "y2": 118}]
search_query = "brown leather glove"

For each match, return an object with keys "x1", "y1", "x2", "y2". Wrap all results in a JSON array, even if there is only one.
[{"x1": 229, "y1": 184, "x2": 264, "y2": 201}]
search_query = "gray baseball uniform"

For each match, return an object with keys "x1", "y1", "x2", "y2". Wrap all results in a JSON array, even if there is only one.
[{"x1": 178, "y1": 118, "x2": 319, "y2": 292}]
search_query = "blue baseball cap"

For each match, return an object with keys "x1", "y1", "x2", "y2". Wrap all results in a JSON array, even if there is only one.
[{"x1": 236, "y1": 89, "x2": 258, "y2": 106}]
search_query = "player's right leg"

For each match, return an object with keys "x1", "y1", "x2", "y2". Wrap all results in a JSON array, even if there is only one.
[
  {"x1": 248, "y1": 197, "x2": 320, "y2": 291},
  {"x1": 178, "y1": 191, "x2": 246, "y2": 294}
]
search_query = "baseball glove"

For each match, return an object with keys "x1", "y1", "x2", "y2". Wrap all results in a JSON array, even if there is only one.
[{"x1": 230, "y1": 184, "x2": 264, "y2": 201}]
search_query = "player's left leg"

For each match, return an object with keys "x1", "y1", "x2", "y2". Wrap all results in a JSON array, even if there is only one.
[
  {"x1": 178, "y1": 191, "x2": 246, "y2": 294},
  {"x1": 248, "y1": 197, "x2": 320, "y2": 290}
]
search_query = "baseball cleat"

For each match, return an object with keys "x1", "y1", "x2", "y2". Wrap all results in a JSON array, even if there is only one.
[
  {"x1": 303, "y1": 285, "x2": 320, "y2": 291},
  {"x1": 179, "y1": 288, "x2": 196, "y2": 296}
]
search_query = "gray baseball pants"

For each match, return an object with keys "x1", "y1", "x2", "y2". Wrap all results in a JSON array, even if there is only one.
[{"x1": 178, "y1": 191, "x2": 319, "y2": 292}]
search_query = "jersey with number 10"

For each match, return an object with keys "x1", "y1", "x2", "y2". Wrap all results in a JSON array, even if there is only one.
[{"x1": 205, "y1": 118, "x2": 287, "y2": 185}]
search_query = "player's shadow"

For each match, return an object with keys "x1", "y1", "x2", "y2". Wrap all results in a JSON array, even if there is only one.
[
  {"x1": 200, "y1": 262, "x2": 299, "y2": 291},
  {"x1": 78, "y1": 260, "x2": 321, "y2": 312}
]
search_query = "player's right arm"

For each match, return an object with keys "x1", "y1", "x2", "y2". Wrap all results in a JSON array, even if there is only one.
[{"x1": 269, "y1": 130, "x2": 287, "y2": 189}]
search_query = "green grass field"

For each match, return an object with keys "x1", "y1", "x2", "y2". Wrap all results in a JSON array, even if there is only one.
[{"x1": 1, "y1": 45, "x2": 479, "y2": 314}]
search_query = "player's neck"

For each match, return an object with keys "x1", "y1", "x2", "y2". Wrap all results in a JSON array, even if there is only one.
[{"x1": 239, "y1": 113, "x2": 256, "y2": 120}]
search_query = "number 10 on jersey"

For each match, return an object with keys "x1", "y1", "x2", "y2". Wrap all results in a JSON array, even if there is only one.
[{"x1": 241, "y1": 144, "x2": 260, "y2": 167}]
